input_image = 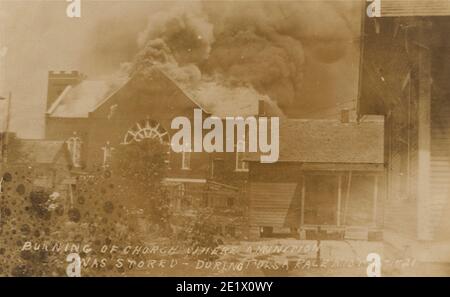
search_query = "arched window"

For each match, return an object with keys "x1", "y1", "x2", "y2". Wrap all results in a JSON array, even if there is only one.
[
  {"x1": 122, "y1": 118, "x2": 171, "y2": 166},
  {"x1": 123, "y1": 119, "x2": 169, "y2": 145},
  {"x1": 66, "y1": 132, "x2": 82, "y2": 167}
]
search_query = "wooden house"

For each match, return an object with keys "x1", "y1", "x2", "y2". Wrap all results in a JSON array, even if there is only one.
[
  {"x1": 0, "y1": 134, "x2": 75, "y2": 207},
  {"x1": 245, "y1": 117, "x2": 385, "y2": 240},
  {"x1": 358, "y1": 0, "x2": 450, "y2": 261}
]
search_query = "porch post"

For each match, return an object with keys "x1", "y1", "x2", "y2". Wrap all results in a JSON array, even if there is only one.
[
  {"x1": 337, "y1": 175, "x2": 342, "y2": 226},
  {"x1": 300, "y1": 176, "x2": 305, "y2": 226},
  {"x1": 373, "y1": 175, "x2": 378, "y2": 227}
]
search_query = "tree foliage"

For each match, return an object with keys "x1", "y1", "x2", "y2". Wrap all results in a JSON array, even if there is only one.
[{"x1": 112, "y1": 137, "x2": 171, "y2": 232}]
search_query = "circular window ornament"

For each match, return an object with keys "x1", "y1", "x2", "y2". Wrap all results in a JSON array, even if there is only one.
[{"x1": 122, "y1": 119, "x2": 169, "y2": 145}]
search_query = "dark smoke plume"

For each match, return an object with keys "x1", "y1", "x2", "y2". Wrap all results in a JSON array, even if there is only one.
[{"x1": 85, "y1": 1, "x2": 359, "y2": 116}]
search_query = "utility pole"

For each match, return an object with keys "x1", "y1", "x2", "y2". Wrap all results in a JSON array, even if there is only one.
[
  {"x1": 0, "y1": 93, "x2": 7, "y2": 236},
  {"x1": 0, "y1": 92, "x2": 9, "y2": 235},
  {"x1": 0, "y1": 92, "x2": 11, "y2": 162},
  {"x1": 2, "y1": 92, "x2": 11, "y2": 163},
  {"x1": 0, "y1": 0, "x2": 6, "y2": 235}
]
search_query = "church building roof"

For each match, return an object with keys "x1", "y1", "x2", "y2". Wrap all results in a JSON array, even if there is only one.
[
  {"x1": 47, "y1": 78, "x2": 128, "y2": 118},
  {"x1": 46, "y1": 67, "x2": 284, "y2": 119}
]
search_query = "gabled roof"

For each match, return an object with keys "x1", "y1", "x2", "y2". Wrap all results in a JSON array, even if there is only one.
[
  {"x1": 8, "y1": 139, "x2": 70, "y2": 165},
  {"x1": 46, "y1": 67, "x2": 284, "y2": 119},
  {"x1": 175, "y1": 78, "x2": 284, "y2": 117},
  {"x1": 47, "y1": 78, "x2": 128, "y2": 118},
  {"x1": 245, "y1": 118, "x2": 384, "y2": 164}
]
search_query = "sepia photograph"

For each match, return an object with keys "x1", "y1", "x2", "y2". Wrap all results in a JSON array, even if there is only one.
[{"x1": 0, "y1": 0, "x2": 449, "y2": 281}]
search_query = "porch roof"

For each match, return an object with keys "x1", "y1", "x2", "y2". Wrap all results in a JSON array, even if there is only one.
[{"x1": 8, "y1": 139, "x2": 70, "y2": 165}]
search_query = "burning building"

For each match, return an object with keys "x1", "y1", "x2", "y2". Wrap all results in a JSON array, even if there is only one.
[{"x1": 44, "y1": 67, "x2": 282, "y2": 210}]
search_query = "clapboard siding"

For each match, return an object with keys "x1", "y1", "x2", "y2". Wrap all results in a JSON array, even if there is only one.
[
  {"x1": 381, "y1": 0, "x2": 450, "y2": 17},
  {"x1": 430, "y1": 95, "x2": 450, "y2": 240},
  {"x1": 249, "y1": 182, "x2": 300, "y2": 228}
]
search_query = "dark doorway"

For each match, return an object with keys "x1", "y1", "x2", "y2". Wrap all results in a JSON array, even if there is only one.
[{"x1": 304, "y1": 175, "x2": 338, "y2": 225}]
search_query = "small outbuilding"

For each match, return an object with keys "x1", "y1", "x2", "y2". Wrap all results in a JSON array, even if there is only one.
[{"x1": 245, "y1": 117, "x2": 385, "y2": 240}]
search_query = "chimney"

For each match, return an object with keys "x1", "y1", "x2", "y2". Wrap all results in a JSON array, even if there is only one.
[
  {"x1": 341, "y1": 109, "x2": 350, "y2": 123},
  {"x1": 258, "y1": 99, "x2": 266, "y2": 116},
  {"x1": 46, "y1": 71, "x2": 83, "y2": 110}
]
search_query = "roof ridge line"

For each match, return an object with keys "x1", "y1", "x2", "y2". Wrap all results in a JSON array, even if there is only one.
[
  {"x1": 154, "y1": 66, "x2": 211, "y2": 115},
  {"x1": 46, "y1": 85, "x2": 73, "y2": 115},
  {"x1": 90, "y1": 76, "x2": 133, "y2": 112}
]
